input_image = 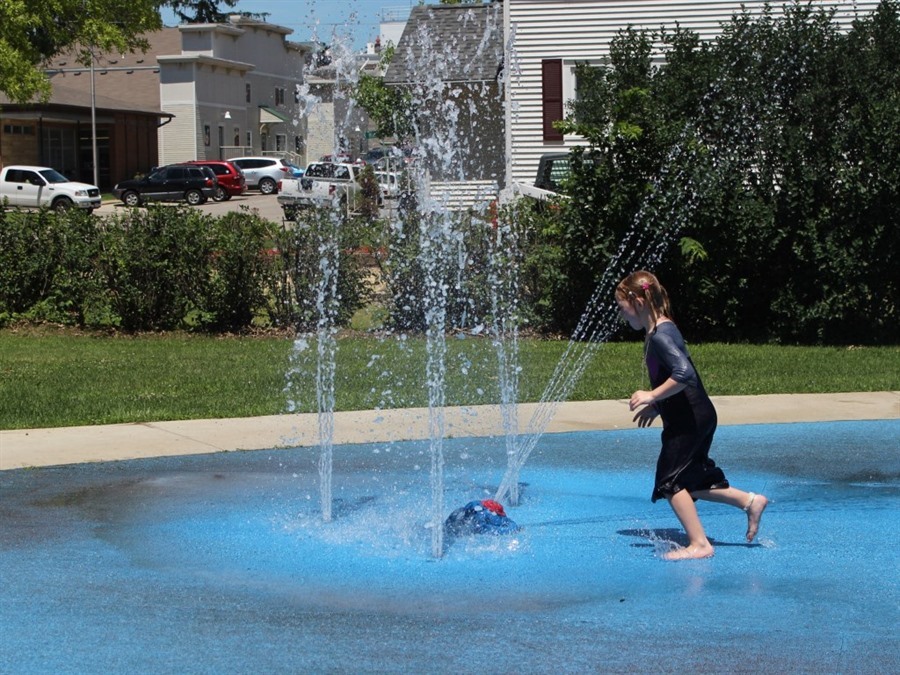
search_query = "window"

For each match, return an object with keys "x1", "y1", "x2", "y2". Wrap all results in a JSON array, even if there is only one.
[
  {"x1": 275, "y1": 86, "x2": 285, "y2": 106},
  {"x1": 235, "y1": 159, "x2": 270, "y2": 170},
  {"x1": 233, "y1": 128, "x2": 240, "y2": 146},
  {"x1": 245, "y1": 83, "x2": 251, "y2": 103},
  {"x1": 2, "y1": 124, "x2": 35, "y2": 135},
  {"x1": 541, "y1": 59, "x2": 564, "y2": 142},
  {"x1": 246, "y1": 131, "x2": 252, "y2": 148},
  {"x1": 4, "y1": 169, "x2": 39, "y2": 184},
  {"x1": 275, "y1": 134, "x2": 286, "y2": 152}
]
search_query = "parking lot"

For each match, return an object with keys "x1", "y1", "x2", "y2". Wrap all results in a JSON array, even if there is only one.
[
  {"x1": 95, "y1": 191, "x2": 287, "y2": 222},
  {"x1": 95, "y1": 191, "x2": 399, "y2": 222}
]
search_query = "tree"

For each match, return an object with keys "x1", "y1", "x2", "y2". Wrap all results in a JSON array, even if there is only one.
[
  {"x1": 164, "y1": 0, "x2": 241, "y2": 24},
  {"x1": 525, "y1": 0, "x2": 899, "y2": 344},
  {"x1": 352, "y1": 45, "x2": 417, "y2": 144},
  {"x1": 0, "y1": 0, "x2": 163, "y2": 103}
]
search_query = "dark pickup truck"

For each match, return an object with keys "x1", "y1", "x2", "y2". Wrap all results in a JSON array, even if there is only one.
[{"x1": 534, "y1": 152, "x2": 575, "y2": 193}]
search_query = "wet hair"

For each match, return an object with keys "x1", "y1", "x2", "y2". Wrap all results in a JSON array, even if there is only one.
[{"x1": 615, "y1": 270, "x2": 673, "y2": 323}]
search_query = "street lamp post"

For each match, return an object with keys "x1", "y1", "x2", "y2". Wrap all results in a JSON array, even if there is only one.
[{"x1": 89, "y1": 47, "x2": 99, "y2": 187}]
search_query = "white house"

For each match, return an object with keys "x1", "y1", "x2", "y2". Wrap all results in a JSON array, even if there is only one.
[
  {"x1": 502, "y1": 0, "x2": 884, "y2": 194},
  {"x1": 158, "y1": 16, "x2": 313, "y2": 165}
]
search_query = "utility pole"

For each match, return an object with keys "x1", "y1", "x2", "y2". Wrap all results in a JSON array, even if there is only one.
[{"x1": 89, "y1": 45, "x2": 99, "y2": 187}]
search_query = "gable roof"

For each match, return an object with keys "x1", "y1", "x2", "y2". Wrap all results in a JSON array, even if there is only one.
[
  {"x1": 384, "y1": 2, "x2": 503, "y2": 85},
  {"x1": 0, "y1": 28, "x2": 183, "y2": 113}
]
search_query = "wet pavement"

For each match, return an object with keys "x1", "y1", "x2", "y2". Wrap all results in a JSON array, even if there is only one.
[{"x1": 1, "y1": 396, "x2": 898, "y2": 673}]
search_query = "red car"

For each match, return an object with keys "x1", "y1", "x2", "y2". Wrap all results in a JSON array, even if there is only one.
[{"x1": 184, "y1": 160, "x2": 247, "y2": 201}]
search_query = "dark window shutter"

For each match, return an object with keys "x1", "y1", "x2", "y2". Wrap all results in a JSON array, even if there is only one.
[{"x1": 542, "y1": 59, "x2": 564, "y2": 141}]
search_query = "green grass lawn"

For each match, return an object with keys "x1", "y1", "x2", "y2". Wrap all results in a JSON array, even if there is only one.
[{"x1": 1, "y1": 327, "x2": 896, "y2": 430}]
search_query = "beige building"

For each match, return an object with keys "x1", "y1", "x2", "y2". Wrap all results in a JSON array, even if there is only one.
[{"x1": 158, "y1": 16, "x2": 311, "y2": 166}]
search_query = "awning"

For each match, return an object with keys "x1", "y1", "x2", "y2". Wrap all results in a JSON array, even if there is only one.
[{"x1": 259, "y1": 105, "x2": 290, "y2": 124}]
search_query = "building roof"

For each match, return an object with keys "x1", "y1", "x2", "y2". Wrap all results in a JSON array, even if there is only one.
[
  {"x1": 0, "y1": 80, "x2": 169, "y2": 117},
  {"x1": 14, "y1": 27, "x2": 186, "y2": 114},
  {"x1": 384, "y1": 2, "x2": 503, "y2": 85}
]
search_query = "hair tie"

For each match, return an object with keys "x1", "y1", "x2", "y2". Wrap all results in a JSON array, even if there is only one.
[{"x1": 640, "y1": 281, "x2": 650, "y2": 290}]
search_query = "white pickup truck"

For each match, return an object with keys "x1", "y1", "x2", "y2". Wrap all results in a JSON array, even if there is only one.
[
  {"x1": 277, "y1": 161, "x2": 363, "y2": 219},
  {"x1": 0, "y1": 165, "x2": 102, "y2": 213}
]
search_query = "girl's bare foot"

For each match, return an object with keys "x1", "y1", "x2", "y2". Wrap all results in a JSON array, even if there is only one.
[
  {"x1": 662, "y1": 542, "x2": 715, "y2": 561},
  {"x1": 745, "y1": 493, "x2": 768, "y2": 542}
]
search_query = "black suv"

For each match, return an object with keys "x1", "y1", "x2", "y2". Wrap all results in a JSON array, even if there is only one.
[{"x1": 113, "y1": 164, "x2": 218, "y2": 207}]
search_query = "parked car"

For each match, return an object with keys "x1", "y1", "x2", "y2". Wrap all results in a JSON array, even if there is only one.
[
  {"x1": 363, "y1": 146, "x2": 407, "y2": 165},
  {"x1": 277, "y1": 161, "x2": 364, "y2": 219},
  {"x1": 285, "y1": 161, "x2": 304, "y2": 178},
  {"x1": 374, "y1": 170, "x2": 401, "y2": 200},
  {"x1": 113, "y1": 164, "x2": 217, "y2": 207},
  {"x1": 183, "y1": 160, "x2": 246, "y2": 201},
  {"x1": 533, "y1": 152, "x2": 595, "y2": 194},
  {"x1": 0, "y1": 165, "x2": 101, "y2": 213},
  {"x1": 318, "y1": 153, "x2": 353, "y2": 164},
  {"x1": 228, "y1": 157, "x2": 292, "y2": 194},
  {"x1": 371, "y1": 147, "x2": 417, "y2": 171}
]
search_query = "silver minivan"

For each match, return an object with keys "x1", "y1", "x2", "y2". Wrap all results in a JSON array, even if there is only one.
[{"x1": 228, "y1": 157, "x2": 292, "y2": 195}]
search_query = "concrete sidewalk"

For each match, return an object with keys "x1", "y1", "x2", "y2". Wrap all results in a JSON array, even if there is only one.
[{"x1": 1, "y1": 391, "x2": 897, "y2": 470}]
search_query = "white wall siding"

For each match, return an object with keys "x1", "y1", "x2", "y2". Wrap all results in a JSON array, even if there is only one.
[
  {"x1": 305, "y1": 99, "x2": 335, "y2": 163},
  {"x1": 159, "y1": 103, "x2": 198, "y2": 165},
  {"x1": 506, "y1": 0, "x2": 884, "y2": 188}
]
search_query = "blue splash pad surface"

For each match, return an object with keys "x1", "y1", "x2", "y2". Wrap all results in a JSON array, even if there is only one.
[{"x1": 1, "y1": 420, "x2": 898, "y2": 673}]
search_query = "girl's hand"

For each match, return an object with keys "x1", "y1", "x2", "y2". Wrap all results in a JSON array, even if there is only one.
[
  {"x1": 629, "y1": 390, "x2": 655, "y2": 411},
  {"x1": 632, "y1": 405, "x2": 659, "y2": 428}
]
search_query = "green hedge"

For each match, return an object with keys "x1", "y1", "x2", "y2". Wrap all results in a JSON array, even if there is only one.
[{"x1": 0, "y1": 205, "x2": 373, "y2": 332}]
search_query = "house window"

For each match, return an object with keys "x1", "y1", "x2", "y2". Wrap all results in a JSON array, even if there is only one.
[
  {"x1": 246, "y1": 131, "x2": 252, "y2": 148},
  {"x1": 541, "y1": 59, "x2": 564, "y2": 142},
  {"x1": 276, "y1": 134, "x2": 286, "y2": 152},
  {"x1": 234, "y1": 128, "x2": 240, "y2": 146},
  {"x1": 3, "y1": 124, "x2": 35, "y2": 135},
  {"x1": 275, "y1": 87, "x2": 285, "y2": 106},
  {"x1": 245, "y1": 83, "x2": 251, "y2": 103}
]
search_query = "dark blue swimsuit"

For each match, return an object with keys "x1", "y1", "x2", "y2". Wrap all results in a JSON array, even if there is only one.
[{"x1": 645, "y1": 322, "x2": 729, "y2": 502}]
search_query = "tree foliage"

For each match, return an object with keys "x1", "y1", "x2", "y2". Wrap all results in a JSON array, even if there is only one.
[
  {"x1": 164, "y1": 0, "x2": 241, "y2": 24},
  {"x1": 527, "y1": 0, "x2": 899, "y2": 345},
  {"x1": 352, "y1": 45, "x2": 417, "y2": 144},
  {"x1": 0, "y1": 0, "x2": 163, "y2": 103}
]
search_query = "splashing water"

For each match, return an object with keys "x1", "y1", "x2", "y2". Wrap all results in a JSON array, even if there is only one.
[
  {"x1": 495, "y1": 137, "x2": 706, "y2": 504},
  {"x1": 494, "y1": 45, "x2": 782, "y2": 503},
  {"x1": 287, "y1": 3, "x2": 773, "y2": 556}
]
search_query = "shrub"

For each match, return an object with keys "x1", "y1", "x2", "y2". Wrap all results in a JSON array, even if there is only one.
[
  {"x1": 205, "y1": 209, "x2": 274, "y2": 331},
  {"x1": 0, "y1": 208, "x2": 106, "y2": 326},
  {"x1": 97, "y1": 206, "x2": 214, "y2": 331}
]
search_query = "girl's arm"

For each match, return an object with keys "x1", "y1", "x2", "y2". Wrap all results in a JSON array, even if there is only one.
[{"x1": 629, "y1": 377, "x2": 687, "y2": 411}]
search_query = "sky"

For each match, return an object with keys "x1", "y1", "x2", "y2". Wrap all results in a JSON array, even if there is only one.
[{"x1": 162, "y1": 0, "x2": 441, "y2": 51}]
